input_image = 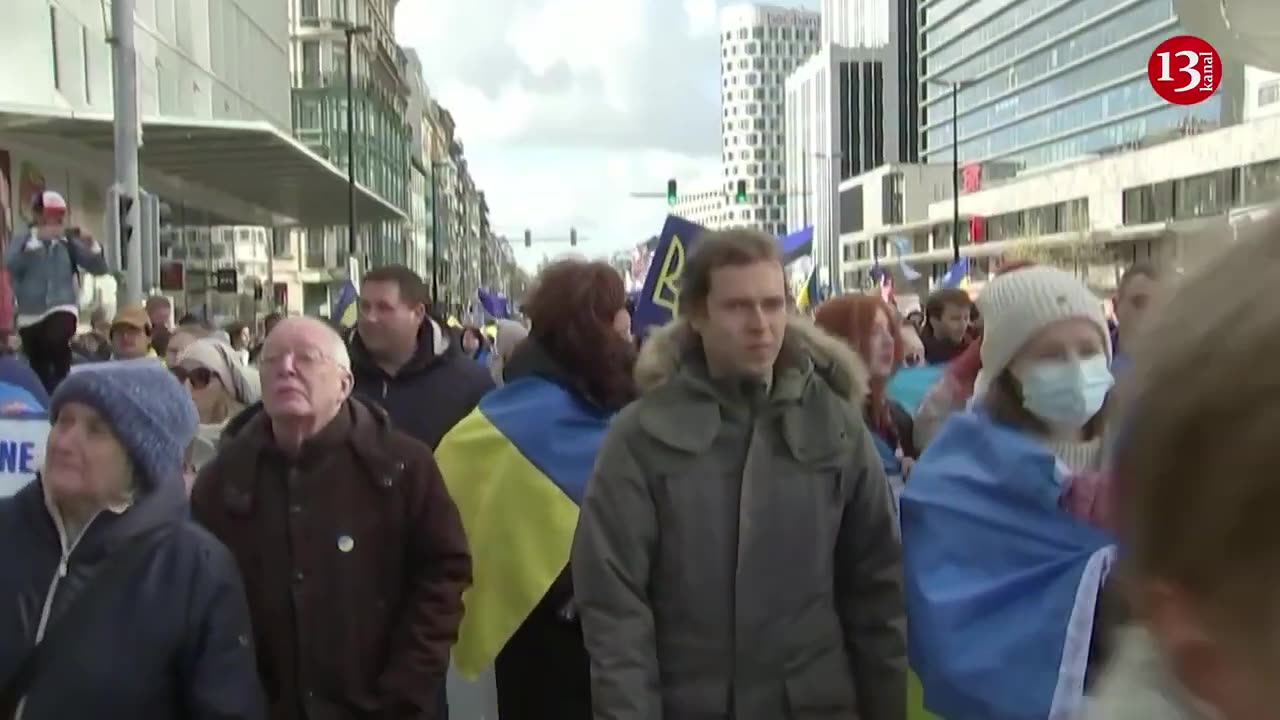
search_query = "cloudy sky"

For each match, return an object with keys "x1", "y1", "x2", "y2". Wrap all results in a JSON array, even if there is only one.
[{"x1": 395, "y1": 0, "x2": 817, "y2": 270}]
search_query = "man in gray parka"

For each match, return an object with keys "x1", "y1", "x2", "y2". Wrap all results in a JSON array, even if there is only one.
[{"x1": 572, "y1": 228, "x2": 906, "y2": 720}]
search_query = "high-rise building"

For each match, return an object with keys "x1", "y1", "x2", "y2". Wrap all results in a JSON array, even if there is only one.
[
  {"x1": 919, "y1": 0, "x2": 1244, "y2": 171},
  {"x1": 785, "y1": 45, "x2": 899, "y2": 277},
  {"x1": 821, "y1": 0, "x2": 889, "y2": 46},
  {"x1": 673, "y1": 186, "x2": 729, "y2": 229},
  {"x1": 821, "y1": 0, "x2": 919, "y2": 164},
  {"x1": 719, "y1": 4, "x2": 820, "y2": 236}
]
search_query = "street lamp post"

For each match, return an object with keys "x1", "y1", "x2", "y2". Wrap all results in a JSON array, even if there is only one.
[
  {"x1": 429, "y1": 161, "x2": 442, "y2": 308},
  {"x1": 950, "y1": 83, "x2": 961, "y2": 263},
  {"x1": 927, "y1": 77, "x2": 976, "y2": 263},
  {"x1": 343, "y1": 24, "x2": 372, "y2": 262}
]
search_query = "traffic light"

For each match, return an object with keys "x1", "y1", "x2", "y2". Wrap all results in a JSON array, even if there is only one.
[
  {"x1": 666, "y1": 179, "x2": 677, "y2": 206},
  {"x1": 117, "y1": 193, "x2": 134, "y2": 269},
  {"x1": 524, "y1": 229, "x2": 532, "y2": 248},
  {"x1": 735, "y1": 179, "x2": 747, "y2": 203},
  {"x1": 570, "y1": 228, "x2": 578, "y2": 247}
]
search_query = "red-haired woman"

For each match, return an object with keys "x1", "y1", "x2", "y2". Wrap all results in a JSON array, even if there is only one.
[
  {"x1": 435, "y1": 259, "x2": 636, "y2": 720},
  {"x1": 815, "y1": 294, "x2": 918, "y2": 498}
]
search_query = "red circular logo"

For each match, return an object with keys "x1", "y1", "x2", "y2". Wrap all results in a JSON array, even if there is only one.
[{"x1": 1148, "y1": 35, "x2": 1222, "y2": 105}]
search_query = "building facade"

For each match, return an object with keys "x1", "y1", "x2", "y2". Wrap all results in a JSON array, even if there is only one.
[
  {"x1": 843, "y1": 115, "x2": 1280, "y2": 291},
  {"x1": 719, "y1": 4, "x2": 820, "y2": 236},
  {"x1": 673, "y1": 186, "x2": 728, "y2": 228},
  {"x1": 403, "y1": 48, "x2": 432, "y2": 280},
  {"x1": 786, "y1": 45, "x2": 899, "y2": 276},
  {"x1": 288, "y1": 0, "x2": 411, "y2": 293},
  {"x1": 1244, "y1": 67, "x2": 1280, "y2": 122},
  {"x1": 919, "y1": 0, "x2": 1245, "y2": 171},
  {"x1": 821, "y1": 0, "x2": 889, "y2": 47},
  {"x1": 820, "y1": 0, "x2": 920, "y2": 165},
  {"x1": 0, "y1": 0, "x2": 309, "y2": 322}
]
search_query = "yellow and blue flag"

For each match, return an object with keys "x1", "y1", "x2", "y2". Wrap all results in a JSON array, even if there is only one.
[
  {"x1": 796, "y1": 266, "x2": 822, "y2": 312},
  {"x1": 331, "y1": 279, "x2": 358, "y2": 328},
  {"x1": 434, "y1": 375, "x2": 611, "y2": 678}
]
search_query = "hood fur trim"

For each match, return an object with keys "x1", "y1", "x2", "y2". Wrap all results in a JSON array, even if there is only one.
[{"x1": 634, "y1": 316, "x2": 869, "y2": 403}]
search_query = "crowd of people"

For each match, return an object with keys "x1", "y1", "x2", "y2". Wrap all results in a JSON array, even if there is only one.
[{"x1": 0, "y1": 186, "x2": 1276, "y2": 720}]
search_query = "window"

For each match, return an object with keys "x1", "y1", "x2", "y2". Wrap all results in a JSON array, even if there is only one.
[
  {"x1": 1243, "y1": 159, "x2": 1280, "y2": 204},
  {"x1": 49, "y1": 7, "x2": 61, "y2": 90},
  {"x1": 1174, "y1": 170, "x2": 1235, "y2": 220},
  {"x1": 301, "y1": 41, "x2": 321, "y2": 84},
  {"x1": 1258, "y1": 82, "x2": 1280, "y2": 107},
  {"x1": 300, "y1": 0, "x2": 319, "y2": 19}
]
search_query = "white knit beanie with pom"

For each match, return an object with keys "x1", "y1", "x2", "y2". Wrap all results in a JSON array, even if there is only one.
[{"x1": 973, "y1": 266, "x2": 1111, "y2": 399}]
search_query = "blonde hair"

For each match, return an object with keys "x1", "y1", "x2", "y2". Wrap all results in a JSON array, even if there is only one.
[{"x1": 1114, "y1": 220, "x2": 1280, "y2": 647}]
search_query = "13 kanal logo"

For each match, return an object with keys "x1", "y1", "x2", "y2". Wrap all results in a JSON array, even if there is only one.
[{"x1": 1148, "y1": 35, "x2": 1222, "y2": 105}]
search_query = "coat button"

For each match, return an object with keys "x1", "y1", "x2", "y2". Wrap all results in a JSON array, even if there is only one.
[
  {"x1": 293, "y1": 571, "x2": 305, "y2": 583},
  {"x1": 380, "y1": 476, "x2": 393, "y2": 488},
  {"x1": 289, "y1": 504, "x2": 302, "y2": 514}
]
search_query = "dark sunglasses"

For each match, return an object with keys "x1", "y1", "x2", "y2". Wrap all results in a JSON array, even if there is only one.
[{"x1": 171, "y1": 366, "x2": 214, "y2": 389}]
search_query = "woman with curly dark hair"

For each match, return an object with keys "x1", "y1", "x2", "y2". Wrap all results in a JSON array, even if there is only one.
[{"x1": 434, "y1": 259, "x2": 635, "y2": 720}]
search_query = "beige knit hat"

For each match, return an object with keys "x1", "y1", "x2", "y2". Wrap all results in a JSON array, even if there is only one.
[{"x1": 973, "y1": 266, "x2": 1111, "y2": 398}]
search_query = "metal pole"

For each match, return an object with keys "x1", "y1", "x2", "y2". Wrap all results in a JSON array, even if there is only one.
[
  {"x1": 430, "y1": 162, "x2": 439, "y2": 307},
  {"x1": 110, "y1": 0, "x2": 142, "y2": 307},
  {"x1": 830, "y1": 153, "x2": 841, "y2": 296},
  {"x1": 951, "y1": 82, "x2": 961, "y2": 263},
  {"x1": 345, "y1": 28, "x2": 358, "y2": 259},
  {"x1": 801, "y1": 152, "x2": 809, "y2": 226}
]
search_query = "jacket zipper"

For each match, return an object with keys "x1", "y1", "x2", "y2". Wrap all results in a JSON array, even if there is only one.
[{"x1": 15, "y1": 511, "x2": 100, "y2": 720}]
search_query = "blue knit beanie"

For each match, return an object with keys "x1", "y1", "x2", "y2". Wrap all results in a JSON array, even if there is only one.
[{"x1": 51, "y1": 359, "x2": 199, "y2": 490}]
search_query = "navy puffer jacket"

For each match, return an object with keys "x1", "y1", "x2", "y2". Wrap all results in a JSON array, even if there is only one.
[{"x1": 0, "y1": 472, "x2": 266, "y2": 719}]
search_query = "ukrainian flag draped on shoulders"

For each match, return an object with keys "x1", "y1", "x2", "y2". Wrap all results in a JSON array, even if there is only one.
[
  {"x1": 901, "y1": 410, "x2": 1116, "y2": 720},
  {"x1": 434, "y1": 355, "x2": 613, "y2": 678}
]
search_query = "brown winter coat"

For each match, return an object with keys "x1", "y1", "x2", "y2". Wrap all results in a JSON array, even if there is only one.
[{"x1": 192, "y1": 398, "x2": 472, "y2": 720}]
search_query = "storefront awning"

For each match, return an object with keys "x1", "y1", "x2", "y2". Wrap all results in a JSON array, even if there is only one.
[{"x1": 0, "y1": 105, "x2": 405, "y2": 227}]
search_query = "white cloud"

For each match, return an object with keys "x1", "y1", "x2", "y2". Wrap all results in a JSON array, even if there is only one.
[{"x1": 394, "y1": 0, "x2": 814, "y2": 272}]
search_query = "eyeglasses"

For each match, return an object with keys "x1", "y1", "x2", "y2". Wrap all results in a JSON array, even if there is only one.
[
  {"x1": 172, "y1": 366, "x2": 214, "y2": 389},
  {"x1": 259, "y1": 347, "x2": 331, "y2": 370}
]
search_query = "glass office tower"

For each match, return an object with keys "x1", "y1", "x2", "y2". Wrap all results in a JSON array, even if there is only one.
[{"x1": 919, "y1": 0, "x2": 1241, "y2": 170}]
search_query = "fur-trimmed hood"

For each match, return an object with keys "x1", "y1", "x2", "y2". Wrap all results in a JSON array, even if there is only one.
[{"x1": 634, "y1": 315, "x2": 869, "y2": 403}]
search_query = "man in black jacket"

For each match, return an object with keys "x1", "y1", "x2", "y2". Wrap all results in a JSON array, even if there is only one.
[
  {"x1": 347, "y1": 267, "x2": 491, "y2": 719},
  {"x1": 349, "y1": 265, "x2": 493, "y2": 449}
]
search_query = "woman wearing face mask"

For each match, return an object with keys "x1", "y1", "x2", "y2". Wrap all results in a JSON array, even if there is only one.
[
  {"x1": 901, "y1": 266, "x2": 1119, "y2": 720},
  {"x1": 814, "y1": 295, "x2": 918, "y2": 500}
]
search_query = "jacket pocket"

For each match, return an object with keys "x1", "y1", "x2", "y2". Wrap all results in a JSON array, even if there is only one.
[{"x1": 783, "y1": 664, "x2": 858, "y2": 719}]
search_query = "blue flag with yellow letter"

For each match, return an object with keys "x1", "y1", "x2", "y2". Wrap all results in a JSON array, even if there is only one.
[
  {"x1": 902, "y1": 411, "x2": 1116, "y2": 719},
  {"x1": 632, "y1": 215, "x2": 707, "y2": 337},
  {"x1": 434, "y1": 376, "x2": 611, "y2": 678}
]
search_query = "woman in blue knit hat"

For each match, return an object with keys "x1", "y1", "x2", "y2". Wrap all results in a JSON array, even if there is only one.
[{"x1": 0, "y1": 359, "x2": 266, "y2": 719}]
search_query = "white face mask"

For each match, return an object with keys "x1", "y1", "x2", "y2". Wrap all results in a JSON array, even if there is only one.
[{"x1": 1015, "y1": 354, "x2": 1114, "y2": 429}]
